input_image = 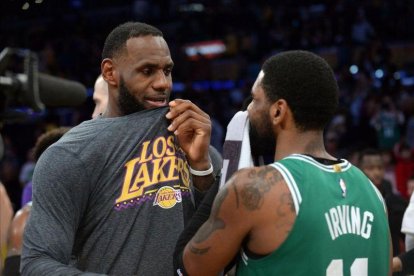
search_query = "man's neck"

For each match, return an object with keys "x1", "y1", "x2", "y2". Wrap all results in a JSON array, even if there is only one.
[
  {"x1": 102, "y1": 104, "x2": 122, "y2": 118},
  {"x1": 274, "y1": 130, "x2": 335, "y2": 161}
]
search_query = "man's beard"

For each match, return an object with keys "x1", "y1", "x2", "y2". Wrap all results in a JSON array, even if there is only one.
[
  {"x1": 118, "y1": 78, "x2": 146, "y2": 115},
  {"x1": 249, "y1": 117, "x2": 276, "y2": 158}
]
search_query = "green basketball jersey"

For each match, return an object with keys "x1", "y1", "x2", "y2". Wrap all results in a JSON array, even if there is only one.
[{"x1": 236, "y1": 154, "x2": 390, "y2": 276}]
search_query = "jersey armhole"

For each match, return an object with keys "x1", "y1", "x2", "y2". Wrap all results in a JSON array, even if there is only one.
[{"x1": 269, "y1": 163, "x2": 302, "y2": 214}]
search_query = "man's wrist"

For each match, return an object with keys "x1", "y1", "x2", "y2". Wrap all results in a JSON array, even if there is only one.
[
  {"x1": 187, "y1": 157, "x2": 211, "y2": 171},
  {"x1": 189, "y1": 163, "x2": 213, "y2": 176}
]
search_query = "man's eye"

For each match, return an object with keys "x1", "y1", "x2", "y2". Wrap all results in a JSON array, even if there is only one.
[
  {"x1": 164, "y1": 68, "x2": 172, "y2": 76},
  {"x1": 142, "y1": 68, "x2": 153, "y2": 75}
]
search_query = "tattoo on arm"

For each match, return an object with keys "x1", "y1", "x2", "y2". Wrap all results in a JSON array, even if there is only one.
[
  {"x1": 193, "y1": 187, "x2": 228, "y2": 243},
  {"x1": 189, "y1": 187, "x2": 229, "y2": 255},
  {"x1": 240, "y1": 167, "x2": 284, "y2": 211},
  {"x1": 189, "y1": 244, "x2": 211, "y2": 255},
  {"x1": 275, "y1": 192, "x2": 295, "y2": 232},
  {"x1": 232, "y1": 183, "x2": 239, "y2": 208},
  {"x1": 188, "y1": 167, "x2": 286, "y2": 255}
]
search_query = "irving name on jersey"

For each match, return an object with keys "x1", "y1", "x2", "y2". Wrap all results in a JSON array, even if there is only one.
[{"x1": 325, "y1": 205, "x2": 374, "y2": 240}]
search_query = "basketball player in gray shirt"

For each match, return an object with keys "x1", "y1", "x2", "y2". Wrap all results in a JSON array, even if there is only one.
[{"x1": 21, "y1": 22, "x2": 216, "y2": 275}]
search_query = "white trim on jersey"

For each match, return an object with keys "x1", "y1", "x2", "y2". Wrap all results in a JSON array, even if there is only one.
[
  {"x1": 284, "y1": 154, "x2": 351, "y2": 172},
  {"x1": 368, "y1": 180, "x2": 387, "y2": 213},
  {"x1": 270, "y1": 163, "x2": 302, "y2": 214},
  {"x1": 240, "y1": 249, "x2": 249, "y2": 265}
]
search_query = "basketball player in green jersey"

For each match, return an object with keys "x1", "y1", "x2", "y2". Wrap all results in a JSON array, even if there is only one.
[{"x1": 176, "y1": 50, "x2": 392, "y2": 275}]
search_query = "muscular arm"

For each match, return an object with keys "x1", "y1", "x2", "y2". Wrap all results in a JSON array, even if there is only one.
[
  {"x1": 21, "y1": 147, "x2": 102, "y2": 276},
  {"x1": 183, "y1": 173, "x2": 249, "y2": 275},
  {"x1": 182, "y1": 166, "x2": 292, "y2": 276}
]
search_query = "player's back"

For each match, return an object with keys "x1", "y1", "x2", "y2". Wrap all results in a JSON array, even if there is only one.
[{"x1": 237, "y1": 154, "x2": 390, "y2": 276}]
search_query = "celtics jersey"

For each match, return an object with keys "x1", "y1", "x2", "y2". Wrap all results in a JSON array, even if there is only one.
[{"x1": 237, "y1": 154, "x2": 390, "y2": 276}]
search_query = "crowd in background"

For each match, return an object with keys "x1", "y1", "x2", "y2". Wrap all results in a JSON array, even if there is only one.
[{"x1": 0, "y1": 1, "x2": 414, "y2": 255}]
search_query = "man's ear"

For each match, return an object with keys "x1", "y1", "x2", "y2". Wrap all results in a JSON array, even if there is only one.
[
  {"x1": 101, "y1": 58, "x2": 118, "y2": 87},
  {"x1": 270, "y1": 99, "x2": 287, "y2": 125}
]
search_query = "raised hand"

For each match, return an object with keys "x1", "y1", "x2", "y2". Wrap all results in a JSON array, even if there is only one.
[{"x1": 166, "y1": 99, "x2": 211, "y2": 171}]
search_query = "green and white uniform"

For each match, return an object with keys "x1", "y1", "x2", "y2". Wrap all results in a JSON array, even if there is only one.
[{"x1": 237, "y1": 154, "x2": 390, "y2": 276}]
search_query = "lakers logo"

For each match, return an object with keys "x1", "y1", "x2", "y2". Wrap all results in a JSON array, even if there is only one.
[{"x1": 153, "y1": 186, "x2": 182, "y2": 209}]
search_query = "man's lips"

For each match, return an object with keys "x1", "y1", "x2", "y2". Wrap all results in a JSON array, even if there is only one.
[{"x1": 145, "y1": 98, "x2": 168, "y2": 107}]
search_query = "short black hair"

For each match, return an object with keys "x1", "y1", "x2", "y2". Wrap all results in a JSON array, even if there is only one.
[
  {"x1": 358, "y1": 148, "x2": 382, "y2": 164},
  {"x1": 102, "y1": 22, "x2": 163, "y2": 60},
  {"x1": 261, "y1": 50, "x2": 339, "y2": 131}
]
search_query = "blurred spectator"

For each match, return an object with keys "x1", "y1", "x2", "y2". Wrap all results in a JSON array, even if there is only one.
[
  {"x1": 381, "y1": 149, "x2": 399, "y2": 195},
  {"x1": 359, "y1": 148, "x2": 407, "y2": 256},
  {"x1": 18, "y1": 149, "x2": 35, "y2": 205},
  {"x1": 352, "y1": 8, "x2": 375, "y2": 45},
  {"x1": 21, "y1": 127, "x2": 70, "y2": 206},
  {"x1": 394, "y1": 142, "x2": 414, "y2": 199},
  {"x1": 370, "y1": 96, "x2": 404, "y2": 150},
  {"x1": 0, "y1": 183, "x2": 13, "y2": 274},
  {"x1": 18, "y1": 149, "x2": 35, "y2": 186}
]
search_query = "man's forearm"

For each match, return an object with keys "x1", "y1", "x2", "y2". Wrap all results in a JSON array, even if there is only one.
[
  {"x1": 174, "y1": 179, "x2": 219, "y2": 275},
  {"x1": 21, "y1": 252, "x2": 105, "y2": 276}
]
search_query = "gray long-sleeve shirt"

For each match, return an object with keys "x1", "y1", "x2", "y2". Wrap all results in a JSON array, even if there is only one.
[{"x1": 22, "y1": 107, "x2": 197, "y2": 275}]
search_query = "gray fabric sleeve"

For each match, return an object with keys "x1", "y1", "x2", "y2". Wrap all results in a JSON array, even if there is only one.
[{"x1": 21, "y1": 146, "x2": 104, "y2": 276}]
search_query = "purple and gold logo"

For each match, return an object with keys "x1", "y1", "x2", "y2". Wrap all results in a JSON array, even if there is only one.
[
  {"x1": 153, "y1": 186, "x2": 182, "y2": 209},
  {"x1": 115, "y1": 135, "x2": 190, "y2": 210}
]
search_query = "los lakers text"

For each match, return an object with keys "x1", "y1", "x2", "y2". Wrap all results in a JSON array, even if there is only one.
[{"x1": 115, "y1": 135, "x2": 191, "y2": 210}]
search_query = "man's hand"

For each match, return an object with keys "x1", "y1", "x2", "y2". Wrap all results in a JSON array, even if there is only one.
[
  {"x1": 166, "y1": 99, "x2": 211, "y2": 170},
  {"x1": 392, "y1": 256, "x2": 402, "y2": 272}
]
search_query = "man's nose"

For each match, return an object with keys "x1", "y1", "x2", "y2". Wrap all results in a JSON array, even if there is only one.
[{"x1": 152, "y1": 70, "x2": 171, "y2": 91}]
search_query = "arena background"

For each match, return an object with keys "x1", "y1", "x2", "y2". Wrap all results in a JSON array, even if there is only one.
[{"x1": 1, "y1": 0, "x2": 414, "y2": 221}]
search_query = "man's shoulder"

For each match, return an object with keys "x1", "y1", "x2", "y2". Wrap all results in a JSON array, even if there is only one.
[
  {"x1": 232, "y1": 165, "x2": 285, "y2": 193},
  {"x1": 41, "y1": 107, "x2": 171, "y2": 165},
  {"x1": 227, "y1": 166, "x2": 291, "y2": 219},
  {"x1": 63, "y1": 107, "x2": 169, "y2": 142}
]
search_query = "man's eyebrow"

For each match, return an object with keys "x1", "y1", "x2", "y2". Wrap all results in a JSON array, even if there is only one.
[{"x1": 137, "y1": 61, "x2": 174, "y2": 68}]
